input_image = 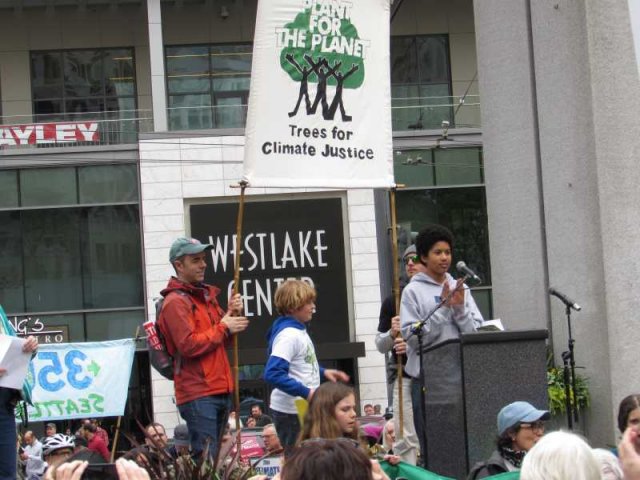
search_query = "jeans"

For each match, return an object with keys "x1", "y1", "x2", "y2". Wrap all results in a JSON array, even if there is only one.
[
  {"x1": 270, "y1": 409, "x2": 300, "y2": 449},
  {"x1": 411, "y1": 378, "x2": 425, "y2": 467},
  {"x1": 178, "y1": 394, "x2": 231, "y2": 461},
  {"x1": 0, "y1": 388, "x2": 17, "y2": 480}
]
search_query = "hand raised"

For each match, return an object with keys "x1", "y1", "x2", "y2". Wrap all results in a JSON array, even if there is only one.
[
  {"x1": 393, "y1": 337, "x2": 407, "y2": 355},
  {"x1": 22, "y1": 336, "x2": 38, "y2": 353},
  {"x1": 390, "y1": 316, "x2": 401, "y2": 336},
  {"x1": 228, "y1": 293, "x2": 243, "y2": 315},
  {"x1": 324, "y1": 369, "x2": 350, "y2": 383},
  {"x1": 221, "y1": 315, "x2": 249, "y2": 334},
  {"x1": 53, "y1": 460, "x2": 88, "y2": 480},
  {"x1": 115, "y1": 458, "x2": 151, "y2": 479},
  {"x1": 441, "y1": 279, "x2": 464, "y2": 307},
  {"x1": 619, "y1": 427, "x2": 640, "y2": 479}
]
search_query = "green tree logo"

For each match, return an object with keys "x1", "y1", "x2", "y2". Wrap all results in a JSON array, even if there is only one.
[{"x1": 276, "y1": 2, "x2": 370, "y2": 122}]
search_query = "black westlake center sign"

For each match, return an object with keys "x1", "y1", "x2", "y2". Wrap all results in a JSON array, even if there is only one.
[{"x1": 190, "y1": 197, "x2": 350, "y2": 350}]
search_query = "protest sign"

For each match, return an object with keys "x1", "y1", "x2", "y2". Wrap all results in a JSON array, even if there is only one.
[
  {"x1": 17, "y1": 339, "x2": 135, "y2": 422},
  {"x1": 0, "y1": 335, "x2": 31, "y2": 390},
  {"x1": 243, "y1": 0, "x2": 394, "y2": 188}
]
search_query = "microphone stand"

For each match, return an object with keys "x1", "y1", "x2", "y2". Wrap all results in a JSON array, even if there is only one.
[
  {"x1": 561, "y1": 304, "x2": 579, "y2": 429},
  {"x1": 405, "y1": 275, "x2": 469, "y2": 470}
]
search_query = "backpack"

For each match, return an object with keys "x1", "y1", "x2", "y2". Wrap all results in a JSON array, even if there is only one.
[
  {"x1": 145, "y1": 291, "x2": 190, "y2": 380},
  {"x1": 466, "y1": 459, "x2": 506, "y2": 480}
]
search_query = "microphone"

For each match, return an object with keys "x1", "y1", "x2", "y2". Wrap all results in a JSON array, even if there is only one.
[
  {"x1": 456, "y1": 261, "x2": 481, "y2": 284},
  {"x1": 549, "y1": 287, "x2": 582, "y2": 311}
]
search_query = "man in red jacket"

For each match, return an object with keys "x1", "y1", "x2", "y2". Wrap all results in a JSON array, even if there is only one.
[
  {"x1": 158, "y1": 237, "x2": 248, "y2": 461},
  {"x1": 83, "y1": 423, "x2": 109, "y2": 462}
]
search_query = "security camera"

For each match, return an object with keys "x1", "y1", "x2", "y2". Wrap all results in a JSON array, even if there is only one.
[{"x1": 220, "y1": 5, "x2": 229, "y2": 18}]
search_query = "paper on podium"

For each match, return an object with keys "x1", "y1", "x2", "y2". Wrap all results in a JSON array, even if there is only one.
[
  {"x1": 0, "y1": 334, "x2": 31, "y2": 390},
  {"x1": 478, "y1": 319, "x2": 505, "y2": 332}
]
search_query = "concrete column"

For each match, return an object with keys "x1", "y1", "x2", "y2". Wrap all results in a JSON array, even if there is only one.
[
  {"x1": 584, "y1": 0, "x2": 640, "y2": 434},
  {"x1": 146, "y1": 0, "x2": 168, "y2": 132},
  {"x1": 475, "y1": 0, "x2": 640, "y2": 445},
  {"x1": 527, "y1": 0, "x2": 611, "y2": 444},
  {"x1": 472, "y1": 0, "x2": 550, "y2": 331}
]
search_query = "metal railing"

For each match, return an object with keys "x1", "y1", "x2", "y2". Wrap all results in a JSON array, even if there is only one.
[
  {"x1": 0, "y1": 93, "x2": 480, "y2": 150},
  {"x1": 165, "y1": 94, "x2": 481, "y2": 132},
  {"x1": 0, "y1": 109, "x2": 154, "y2": 151},
  {"x1": 391, "y1": 94, "x2": 481, "y2": 131}
]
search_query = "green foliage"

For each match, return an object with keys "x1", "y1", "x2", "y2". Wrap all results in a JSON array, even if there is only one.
[
  {"x1": 547, "y1": 365, "x2": 590, "y2": 416},
  {"x1": 278, "y1": 9, "x2": 366, "y2": 89}
]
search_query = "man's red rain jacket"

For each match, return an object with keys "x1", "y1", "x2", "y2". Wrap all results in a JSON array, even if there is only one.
[{"x1": 158, "y1": 277, "x2": 233, "y2": 405}]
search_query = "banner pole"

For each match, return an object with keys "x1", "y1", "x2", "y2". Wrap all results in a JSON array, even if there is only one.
[
  {"x1": 233, "y1": 181, "x2": 248, "y2": 452},
  {"x1": 108, "y1": 326, "x2": 140, "y2": 462},
  {"x1": 110, "y1": 416, "x2": 122, "y2": 462},
  {"x1": 389, "y1": 187, "x2": 403, "y2": 439}
]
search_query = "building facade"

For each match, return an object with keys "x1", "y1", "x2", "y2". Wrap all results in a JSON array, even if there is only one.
[{"x1": 0, "y1": 0, "x2": 637, "y2": 450}]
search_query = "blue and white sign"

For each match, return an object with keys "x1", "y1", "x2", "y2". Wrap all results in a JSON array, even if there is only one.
[{"x1": 17, "y1": 339, "x2": 136, "y2": 422}]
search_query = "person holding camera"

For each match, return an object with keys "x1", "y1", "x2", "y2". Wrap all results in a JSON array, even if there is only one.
[{"x1": 620, "y1": 427, "x2": 640, "y2": 480}]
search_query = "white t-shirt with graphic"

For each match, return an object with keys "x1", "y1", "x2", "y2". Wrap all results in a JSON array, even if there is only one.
[{"x1": 269, "y1": 327, "x2": 321, "y2": 414}]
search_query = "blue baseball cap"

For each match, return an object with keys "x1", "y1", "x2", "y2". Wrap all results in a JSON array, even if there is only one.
[
  {"x1": 497, "y1": 401, "x2": 550, "y2": 435},
  {"x1": 169, "y1": 237, "x2": 213, "y2": 263}
]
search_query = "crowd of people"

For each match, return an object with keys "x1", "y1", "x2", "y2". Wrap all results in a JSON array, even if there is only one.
[
  {"x1": 13, "y1": 419, "x2": 112, "y2": 479},
  {"x1": 6, "y1": 391, "x2": 640, "y2": 480},
  {"x1": 2, "y1": 230, "x2": 640, "y2": 479}
]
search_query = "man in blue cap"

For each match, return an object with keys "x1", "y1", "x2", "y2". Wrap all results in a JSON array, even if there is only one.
[{"x1": 157, "y1": 237, "x2": 248, "y2": 462}]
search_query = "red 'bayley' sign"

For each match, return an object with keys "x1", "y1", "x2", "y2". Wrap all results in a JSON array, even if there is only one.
[{"x1": 0, "y1": 122, "x2": 100, "y2": 147}]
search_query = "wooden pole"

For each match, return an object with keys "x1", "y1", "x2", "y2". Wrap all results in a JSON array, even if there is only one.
[
  {"x1": 389, "y1": 188, "x2": 403, "y2": 438},
  {"x1": 110, "y1": 327, "x2": 139, "y2": 461},
  {"x1": 110, "y1": 416, "x2": 122, "y2": 462},
  {"x1": 232, "y1": 181, "x2": 248, "y2": 453}
]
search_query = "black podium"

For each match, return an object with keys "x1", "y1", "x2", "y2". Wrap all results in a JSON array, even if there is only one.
[{"x1": 419, "y1": 329, "x2": 548, "y2": 479}]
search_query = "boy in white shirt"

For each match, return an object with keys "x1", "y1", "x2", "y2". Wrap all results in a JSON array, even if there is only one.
[{"x1": 264, "y1": 280, "x2": 349, "y2": 448}]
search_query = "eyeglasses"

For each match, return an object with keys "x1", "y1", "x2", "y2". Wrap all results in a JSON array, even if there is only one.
[
  {"x1": 403, "y1": 255, "x2": 420, "y2": 265},
  {"x1": 519, "y1": 421, "x2": 545, "y2": 433}
]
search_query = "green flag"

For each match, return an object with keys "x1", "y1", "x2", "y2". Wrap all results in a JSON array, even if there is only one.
[
  {"x1": 380, "y1": 461, "x2": 455, "y2": 480},
  {"x1": 486, "y1": 472, "x2": 520, "y2": 480}
]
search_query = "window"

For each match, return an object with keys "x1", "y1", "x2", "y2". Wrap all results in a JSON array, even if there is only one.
[
  {"x1": 30, "y1": 48, "x2": 137, "y2": 143},
  {"x1": 20, "y1": 167, "x2": 77, "y2": 207},
  {"x1": 394, "y1": 147, "x2": 492, "y2": 318},
  {"x1": 0, "y1": 171, "x2": 19, "y2": 208},
  {"x1": 390, "y1": 35, "x2": 453, "y2": 131},
  {"x1": 0, "y1": 164, "x2": 143, "y2": 335},
  {"x1": 166, "y1": 43, "x2": 252, "y2": 130}
]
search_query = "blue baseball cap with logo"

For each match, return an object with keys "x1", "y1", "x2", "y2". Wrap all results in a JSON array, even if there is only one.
[
  {"x1": 169, "y1": 237, "x2": 213, "y2": 263},
  {"x1": 497, "y1": 401, "x2": 550, "y2": 435}
]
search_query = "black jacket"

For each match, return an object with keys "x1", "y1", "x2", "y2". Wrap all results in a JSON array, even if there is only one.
[{"x1": 467, "y1": 450, "x2": 512, "y2": 479}]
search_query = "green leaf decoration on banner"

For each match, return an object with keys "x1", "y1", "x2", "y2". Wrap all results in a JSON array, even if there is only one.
[
  {"x1": 279, "y1": 7, "x2": 367, "y2": 89},
  {"x1": 87, "y1": 360, "x2": 101, "y2": 377}
]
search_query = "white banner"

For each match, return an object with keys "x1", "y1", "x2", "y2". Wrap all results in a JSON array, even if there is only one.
[
  {"x1": 243, "y1": 0, "x2": 394, "y2": 188},
  {"x1": 17, "y1": 339, "x2": 136, "y2": 422}
]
